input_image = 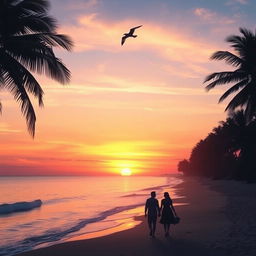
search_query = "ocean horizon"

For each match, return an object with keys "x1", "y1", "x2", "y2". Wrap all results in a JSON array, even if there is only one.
[{"x1": 0, "y1": 175, "x2": 182, "y2": 256}]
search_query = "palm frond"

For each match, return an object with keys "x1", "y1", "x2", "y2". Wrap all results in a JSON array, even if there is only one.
[
  {"x1": 4, "y1": 38, "x2": 71, "y2": 84},
  {"x1": 226, "y1": 28, "x2": 256, "y2": 60},
  {"x1": 225, "y1": 84, "x2": 251, "y2": 112},
  {"x1": 0, "y1": 69, "x2": 4, "y2": 85},
  {"x1": 1, "y1": 66, "x2": 36, "y2": 137},
  {"x1": 7, "y1": 33, "x2": 73, "y2": 51},
  {"x1": 0, "y1": 1, "x2": 55, "y2": 36},
  {"x1": 239, "y1": 27, "x2": 254, "y2": 39},
  {"x1": 16, "y1": 14, "x2": 57, "y2": 34},
  {"x1": 46, "y1": 56, "x2": 71, "y2": 84},
  {"x1": 204, "y1": 71, "x2": 239, "y2": 83},
  {"x1": 2, "y1": 51, "x2": 44, "y2": 106},
  {"x1": 41, "y1": 33, "x2": 73, "y2": 50},
  {"x1": 204, "y1": 71, "x2": 246, "y2": 91},
  {"x1": 244, "y1": 93, "x2": 256, "y2": 123},
  {"x1": 226, "y1": 35, "x2": 244, "y2": 48},
  {"x1": 244, "y1": 98, "x2": 253, "y2": 123},
  {"x1": 16, "y1": 0, "x2": 50, "y2": 14},
  {"x1": 210, "y1": 51, "x2": 243, "y2": 67},
  {"x1": 218, "y1": 79, "x2": 248, "y2": 103}
]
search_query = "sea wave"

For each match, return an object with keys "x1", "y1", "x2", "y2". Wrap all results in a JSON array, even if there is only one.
[
  {"x1": 121, "y1": 180, "x2": 181, "y2": 198},
  {"x1": 121, "y1": 193, "x2": 148, "y2": 197},
  {"x1": 0, "y1": 200, "x2": 42, "y2": 215},
  {"x1": 140, "y1": 184, "x2": 169, "y2": 191},
  {"x1": 0, "y1": 203, "x2": 143, "y2": 256},
  {"x1": 43, "y1": 196, "x2": 87, "y2": 205}
]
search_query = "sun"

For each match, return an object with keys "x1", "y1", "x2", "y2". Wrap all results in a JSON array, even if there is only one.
[{"x1": 120, "y1": 168, "x2": 132, "y2": 176}]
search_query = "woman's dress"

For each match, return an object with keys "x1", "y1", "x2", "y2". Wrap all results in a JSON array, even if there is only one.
[{"x1": 160, "y1": 198, "x2": 175, "y2": 224}]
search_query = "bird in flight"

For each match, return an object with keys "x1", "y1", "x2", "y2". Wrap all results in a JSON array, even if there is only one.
[{"x1": 121, "y1": 25, "x2": 142, "y2": 45}]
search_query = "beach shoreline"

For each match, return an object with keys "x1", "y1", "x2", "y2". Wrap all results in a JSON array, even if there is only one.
[
  {"x1": 1, "y1": 175, "x2": 178, "y2": 256},
  {"x1": 17, "y1": 175, "x2": 248, "y2": 256}
]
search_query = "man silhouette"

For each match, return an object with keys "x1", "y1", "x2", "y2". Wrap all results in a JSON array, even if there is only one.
[{"x1": 145, "y1": 191, "x2": 160, "y2": 237}]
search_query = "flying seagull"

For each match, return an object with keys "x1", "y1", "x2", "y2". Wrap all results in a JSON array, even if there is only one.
[{"x1": 121, "y1": 25, "x2": 142, "y2": 45}]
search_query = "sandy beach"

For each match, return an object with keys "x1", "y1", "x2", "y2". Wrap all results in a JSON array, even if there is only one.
[{"x1": 17, "y1": 176, "x2": 256, "y2": 256}]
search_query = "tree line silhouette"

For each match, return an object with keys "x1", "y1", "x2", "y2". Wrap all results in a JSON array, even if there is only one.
[
  {"x1": 178, "y1": 28, "x2": 256, "y2": 182},
  {"x1": 178, "y1": 110, "x2": 256, "y2": 181}
]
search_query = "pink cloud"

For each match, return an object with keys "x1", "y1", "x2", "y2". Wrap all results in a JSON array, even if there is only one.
[
  {"x1": 236, "y1": 0, "x2": 248, "y2": 3},
  {"x1": 65, "y1": 0, "x2": 99, "y2": 10},
  {"x1": 226, "y1": 0, "x2": 248, "y2": 5},
  {"x1": 194, "y1": 8, "x2": 235, "y2": 24}
]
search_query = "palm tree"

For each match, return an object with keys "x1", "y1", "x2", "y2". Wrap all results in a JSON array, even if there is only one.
[
  {"x1": 177, "y1": 159, "x2": 190, "y2": 175},
  {"x1": 204, "y1": 28, "x2": 256, "y2": 124},
  {"x1": 0, "y1": 0, "x2": 73, "y2": 137},
  {"x1": 228, "y1": 110, "x2": 256, "y2": 181}
]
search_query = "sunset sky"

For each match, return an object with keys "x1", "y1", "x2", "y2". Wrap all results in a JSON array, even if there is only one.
[{"x1": 0, "y1": 0, "x2": 255, "y2": 176}]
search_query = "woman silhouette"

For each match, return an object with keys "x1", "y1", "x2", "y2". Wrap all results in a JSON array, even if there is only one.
[{"x1": 160, "y1": 192, "x2": 178, "y2": 237}]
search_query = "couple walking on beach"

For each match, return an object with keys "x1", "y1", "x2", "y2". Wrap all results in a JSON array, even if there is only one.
[{"x1": 145, "y1": 191, "x2": 178, "y2": 238}]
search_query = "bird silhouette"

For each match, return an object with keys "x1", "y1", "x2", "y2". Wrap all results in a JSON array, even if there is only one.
[{"x1": 121, "y1": 25, "x2": 142, "y2": 45}]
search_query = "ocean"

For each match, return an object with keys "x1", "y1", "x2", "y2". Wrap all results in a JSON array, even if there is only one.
[{"x1": 0, "y1": 175, "x2": 182, "y2": 256}]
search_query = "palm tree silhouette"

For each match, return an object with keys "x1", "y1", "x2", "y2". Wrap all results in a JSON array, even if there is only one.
[
  {"x1": 0, "y1": 0, "x2": 73, "y2": 137},
  {"x1": 180, "y1": 110, "x2": 256, "y2": 181},
  {"x1": 204, "y1": 28, "x2": 256, "y2": 124}
]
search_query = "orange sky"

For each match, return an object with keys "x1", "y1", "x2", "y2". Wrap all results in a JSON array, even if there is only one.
[{"x1": 1, "y1": 0, "x2": 254, "y2": 176}]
